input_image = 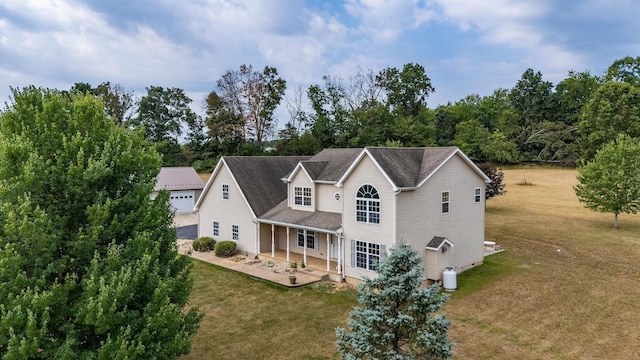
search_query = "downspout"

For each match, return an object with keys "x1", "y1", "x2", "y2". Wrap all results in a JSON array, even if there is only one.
[{"x1": 393, "y1": 189, "x2": 401, "y2": 246}]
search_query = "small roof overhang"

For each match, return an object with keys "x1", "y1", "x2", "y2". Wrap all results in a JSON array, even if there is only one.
[{"x1": 425, "y1": 236, "x2": 454, "y2": 251}]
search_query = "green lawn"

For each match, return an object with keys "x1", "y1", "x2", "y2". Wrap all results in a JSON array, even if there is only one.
[{"x1": 183, "y1": 168, "x2": 640, "y2": 359}]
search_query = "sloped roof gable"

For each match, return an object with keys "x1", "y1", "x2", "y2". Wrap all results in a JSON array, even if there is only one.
[
  {"x1": 154, "y1": 167, "x2": 204, "y2": 191},
  {"x1": 224, "y1": 156, "x2": 311, "y2": 217},
  {"x1": 337, "y1": 147, "x2": 489, "y2": 189}
]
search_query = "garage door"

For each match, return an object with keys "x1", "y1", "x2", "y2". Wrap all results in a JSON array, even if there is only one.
[{"x1": 170, "y1": 190, "x2": 195, "y2": 213}]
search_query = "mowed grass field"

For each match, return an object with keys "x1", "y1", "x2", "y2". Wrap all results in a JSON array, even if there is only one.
[{"x1": 183, "y1": 168, "x2": 640, "y2": 359}]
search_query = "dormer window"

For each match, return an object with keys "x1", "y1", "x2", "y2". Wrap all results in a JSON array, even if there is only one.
[
  {"x1": 356, "y1": 184, "x2": 380, "y2": 224},
  {"x1": 294, "y1": 186, "x2": 311, "y2": 206}
]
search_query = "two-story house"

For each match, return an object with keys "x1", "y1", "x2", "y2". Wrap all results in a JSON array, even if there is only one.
[{"x1": 195, "y1": 147, "x2": 490, "y2": 283}]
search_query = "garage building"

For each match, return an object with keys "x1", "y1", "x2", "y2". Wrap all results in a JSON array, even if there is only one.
[{"x1": 153, "y1": 167, "x2": 205, "y2": 213}]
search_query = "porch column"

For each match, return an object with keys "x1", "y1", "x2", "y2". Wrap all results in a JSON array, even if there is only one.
[
  {"x1": 326, "y1": 233, "x2": 330, "y2": 271},
  {"x1": 255, "y1": 222, "x2": 260, "y2": 256},
  {"x1": 271, "y1": 224, "x2": 275, "y2": 257},
  {"x1": 303, "y1": 230, "x2": 307, "y2": 265},
  {"x1": 286, "y1": 226, "x2": 290, "y2": 261},
  {"x1": 337, "y1": 235, "x2": 342, "y2": 275}
]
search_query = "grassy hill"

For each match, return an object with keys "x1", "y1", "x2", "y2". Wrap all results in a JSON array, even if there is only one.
[{"x1": 183, "y1": 168, "x2": 640, "y2": 359}]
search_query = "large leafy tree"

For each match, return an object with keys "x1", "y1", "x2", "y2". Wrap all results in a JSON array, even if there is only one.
[
  {"x1": 0, "y1": 87, "x2": 201, "y2": 358},
  {"x1": 574, "y1": 134, "x2": 640, "y2": 228},
  {"x1": 306, "y1": 75, "x2": 355, "y2": 148},
  {"x1": 377, "y1": 63, "x2": 435, "y2": 118},
  {"x1": 70, "y1": 81, "x2": 135, "y2": 125},
  {"x1": 578, "y1": 81, "x2": 640, "y2": 161},
  {"x1": 336, "y1": 244, "x2": 453, "y2": 359},
  {"x1": 508, "y1": 68, "x2": 557, "y2": 160},
  {"x1": 605, "y1": 55, "x2": 640, "y2": 85},
  {"x1": 130, "y1": 86, "x2": 198, "y2": 165},
  {"x1": 94, "y1": 81, "x2": 136, "y2": 125},
  {"x1": 208, "y1": 64, "x2": 286, "y2": 147}
]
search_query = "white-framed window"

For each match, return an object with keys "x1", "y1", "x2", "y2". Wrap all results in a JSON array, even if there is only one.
[
  {"x1": 222, "y1": 184, "x2": 229, "y2": 200},
  {"x1": 441, "y1": 191, "x2": 450, "y2": 214},
  {"x1": 474, "y1": 187, "x2": 482, "y2": 203},
  {"x1": 353, "y1": 240, "x2": 383, "y2": 271},
  {"x1": 232, "y1": 224, "x2": 239, "y2": 241},
  {"x1": 294, "y1": 186, "x2": 312, "y2": 206},
  {"x1": 356, "y1": 184, "x2": 380, "y2": 224},
  {"x1": 213, "y1": 221, "x2": 219, "y2": 237},
  {"x1": 297, "y1": 229, "x2": 317, "y2": 249}
]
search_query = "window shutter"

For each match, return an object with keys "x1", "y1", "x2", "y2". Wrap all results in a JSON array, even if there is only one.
[
  {"x1": 380, "y1": 244, "x2": 387, "y2": 264},
  {"x1": 351, "y1": 240, "x2": 355, "y2": 267}
]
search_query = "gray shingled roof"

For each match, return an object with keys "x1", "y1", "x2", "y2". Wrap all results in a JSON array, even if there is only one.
[
  {"x1": 300, "y1": 161, "x2": 327, "y2": 180},
  {"x1": 218, "y1": 147, "x2": 479, "y2": 229},
  {"x1": 426, "y1": 236, "x2": 450, "y2": 250},
  {"x1": 154, "y1": 167, "x2": 204, "y2": 191},
  {"x1": 259, "y1": 200, "x2": 342, "y2": 232},
  {"x1": 366, "y1": 147, "x2": 458, "y2": 188},
  {"x1": 306, "y1": 148, "x2": 361, "y2": 181},
  {"x1": 224, "y1": 156, "x2": 311, "y2": 217}
]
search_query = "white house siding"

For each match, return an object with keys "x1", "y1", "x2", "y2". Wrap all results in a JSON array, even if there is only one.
[
  {"x1": 289, "y1": 170, "x2": 314, "y2": 212},
  {"x1": 316, "y1": 183, "x2": 343, "y2": 213},
  {"x1": 341, "y1": 155, "x2": 396, "y2": 281},
  {"x1": 197, "y1": 163, "x2": 257, "y2": 254},
  {"x1": 396, "y1": 154, "x2": 485, "y2": 280}
]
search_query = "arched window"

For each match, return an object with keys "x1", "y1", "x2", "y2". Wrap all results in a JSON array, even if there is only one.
[{"x1": 356, "y1": 184, "x2": 380, "y2": 224}]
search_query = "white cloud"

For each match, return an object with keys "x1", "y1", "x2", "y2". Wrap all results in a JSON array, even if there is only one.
[
  {"x1": 0, "y1": 0, "x2": 212, "y2": 94},
  {"x1": 431, "y1": 0, "x2": 588, "y2": 82},
  {"x1": 345, "y1": 0, "x2": 437, "y2": 42}
]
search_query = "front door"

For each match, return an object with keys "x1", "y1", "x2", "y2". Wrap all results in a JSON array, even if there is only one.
[{"x1": 329, "y1": 235, "x2": 337, "y2": 259}]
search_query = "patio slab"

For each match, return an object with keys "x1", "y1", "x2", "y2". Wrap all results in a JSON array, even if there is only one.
[{"x1": 176, "y1": 240, "x2": 325, "y2": 287}]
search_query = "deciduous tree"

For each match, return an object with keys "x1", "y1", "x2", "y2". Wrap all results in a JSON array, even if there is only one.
[
  {"x1": 336, "y1": 244, "x2": 453, "y2": 359},
  {"x1": 208, "y1": 64, "x2": 286, "y2": 147},
  {"x1": 578, "y1": 81, "x2": 640, "y2": 161},
  {"x1": 130, "y1": 86, "x2": 198, "y2": 165},
  {"x1": 0, "y1": 87, "x2": 201, "y2": 358},
  {"x1": 476, "y1": 163, "x2": 507, "y2": 200},
  {"x1": 574, "y1": 134, "x2": 640, "y2": 228}
]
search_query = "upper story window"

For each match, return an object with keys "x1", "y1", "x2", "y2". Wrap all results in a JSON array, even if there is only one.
[
  {"x1": 222, "y1": 184, "x2": 229, "y2": 200},
  {"x1": 441, "y1": 191, "x2": 450, "y2": 214},
  {"x1": 356, "y1": 184, "x2": 380, "y2": 224},
  {"x1": 294, "y1": 186, "x2": 312, "y2": 206},
  {"x1": 474, "y1": 188, "x2": 482, "y2": 203}
]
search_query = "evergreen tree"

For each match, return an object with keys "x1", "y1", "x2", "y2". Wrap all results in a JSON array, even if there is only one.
[
  {"x1": 336, "y1": 244, "x2": 453, "y2": 359},
  {"x1": 0, "y1": 87, "x2": 201, "y2": 358}
]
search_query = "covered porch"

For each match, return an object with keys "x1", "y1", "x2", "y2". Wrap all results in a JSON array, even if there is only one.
[
  {"x1": 256, "y1": 203, "x2": 344, "y2": 278},
  {"x1": 257, "y1": 223, "x2": 343, "y2": 276}
]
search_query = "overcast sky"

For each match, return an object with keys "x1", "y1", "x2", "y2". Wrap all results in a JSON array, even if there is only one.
[{"x1": 2, "y1": 0, "x2": 639, "y2": 119}]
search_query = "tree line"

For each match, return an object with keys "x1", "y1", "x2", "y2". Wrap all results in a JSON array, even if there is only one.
[{"x1": 63, "y1": 56, "x2": 640, "y2": 170}]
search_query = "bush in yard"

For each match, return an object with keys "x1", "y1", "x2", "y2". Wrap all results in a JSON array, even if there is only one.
[
  {"x1": 192, "y1": 237, "x2": 216, "y2": 252},
  {"x1": 215, "y1": 241, "x2": 237, "y2": 257},
  {"x1": 200, "y1": 236, "x2": 216, "y2": 251}
]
